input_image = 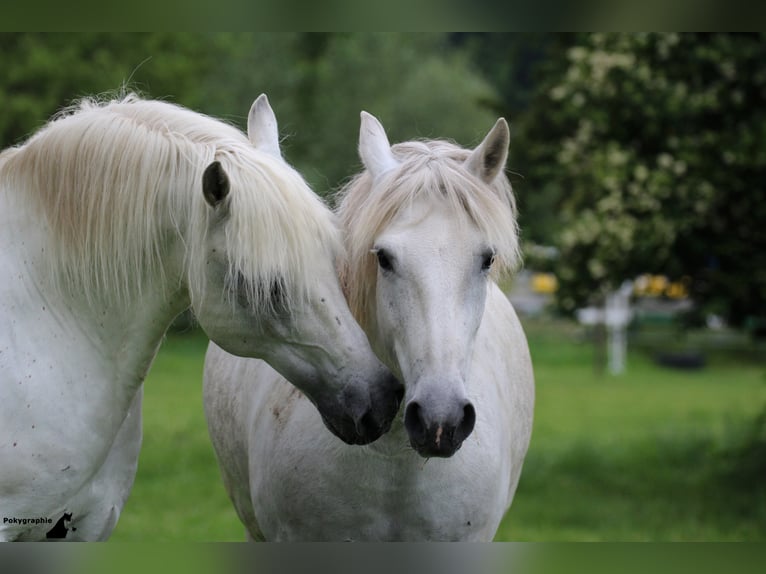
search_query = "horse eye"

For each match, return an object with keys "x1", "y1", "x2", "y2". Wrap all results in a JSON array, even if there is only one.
[
  {"x1": 481, "y1": 251, "x2": 495, "y2": 272},
  {"x1": 375, "y1": 249, "x2": 394, "y2": 273}
]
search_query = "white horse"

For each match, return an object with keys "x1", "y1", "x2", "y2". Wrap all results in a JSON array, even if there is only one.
[
  {"x1": 0, "y1": 95, "x2": 402, "y2": 541},
  {"x1": 204, "y1": 112, "x2": 535, "y2": 540}
]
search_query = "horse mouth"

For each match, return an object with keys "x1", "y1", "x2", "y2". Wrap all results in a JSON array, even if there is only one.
[
  {"x1": 319, "y1": 412, "x2": 391, "y2": 446},
  {"x1": 409, "y1": 434, "x2": 466, "y2": 458}
]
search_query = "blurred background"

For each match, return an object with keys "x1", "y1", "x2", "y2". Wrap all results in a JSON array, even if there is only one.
[{"x1": 3, "y1": 33, "x2": 764, "y2": 540}]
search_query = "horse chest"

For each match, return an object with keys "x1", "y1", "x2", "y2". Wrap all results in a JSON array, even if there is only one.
[{"x1": 261, "y1": 433, "x2": 502, "y2": 541}]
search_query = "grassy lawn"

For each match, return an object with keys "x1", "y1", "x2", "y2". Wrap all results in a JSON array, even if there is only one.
[
  {"x1": 499, "y1": 320, "x2": 766, "y2": 541},
  {"x1": 109, "y1": 329, "x2": 243, "y2": 541},
  {"x1": 110, "y1": 318, "x2": 766, "y2": 541}
]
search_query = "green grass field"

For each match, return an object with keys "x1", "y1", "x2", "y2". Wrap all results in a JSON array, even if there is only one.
[{"x1": 110, "y1": 318, "x2": 766, "y2": 541}]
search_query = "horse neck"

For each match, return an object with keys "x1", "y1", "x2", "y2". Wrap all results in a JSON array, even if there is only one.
[
  {"x1": 62, "y1": 239, "x2": 191, "y2": 390},
  {"x1": 1, "y1": 189, "x2": 191, "y2": 393}
]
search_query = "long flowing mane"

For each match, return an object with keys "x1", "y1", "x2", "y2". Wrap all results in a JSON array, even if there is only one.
[
  {"x1": 0, "y1": 94, "x2": 340, "y2": 312},
  {"x1": 335, "y1": 138, "x2": 521, "y2": 330}
]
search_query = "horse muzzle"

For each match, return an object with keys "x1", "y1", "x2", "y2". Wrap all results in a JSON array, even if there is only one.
[
  {"x1": 320, "y1": 371, "x2": 404, "y2": 445},
  {"x1": 404, "y1": 398, "x2": 476, "y2": 458}
]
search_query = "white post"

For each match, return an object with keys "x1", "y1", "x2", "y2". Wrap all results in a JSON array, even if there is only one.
[
  {"x1": 605, "y1": 281, "x2": 634, "y2": 375},
  {"x1": 607, "y1": 318, "x2": 626, "y2": 375}
]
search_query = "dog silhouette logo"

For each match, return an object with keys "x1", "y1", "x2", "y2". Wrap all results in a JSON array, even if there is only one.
[{"x1": 46, "y1": 512, "x2": 76, "y2": 539}]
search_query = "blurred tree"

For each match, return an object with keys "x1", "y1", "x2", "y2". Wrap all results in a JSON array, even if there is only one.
[
  {"x1": 514, "y1": 33, "x2": 766, "y2": 332},
  {"x1": 297, "y1": 33, "x2": 501, "y2": 194},
  {"x1": 452, "y1": 33, "x2": 559, "y2": 120},
  {"x1": 0, "y1": 33, "x2": 502, "y2": 202},
  {"x1": 0, "y1": 33, "x2": 237, "y2": 148},
  {"x1": 454, "y1": 33, "x2": 575, "y2": 247},
  {"x1": 192, "y1": 33, "x2": 306, "y2": 131}
]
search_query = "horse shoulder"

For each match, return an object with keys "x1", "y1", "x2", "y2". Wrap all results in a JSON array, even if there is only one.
[
  {"x1": 203, "y1": 345, "x2": 290, "y2": 540},
  {"x1": 203, "y1": 345, "x2": 259, "y2": 493},
  {"x1": 235, "y1": 362, "x2": 364, "y2": 541},
  {"x1": 471, "y1": 283, "x2": 535, "y2": 506}
]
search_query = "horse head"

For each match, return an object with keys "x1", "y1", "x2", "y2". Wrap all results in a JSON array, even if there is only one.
[{"x1": 338, "y1": 111, "x2": 518, "y2": 457}]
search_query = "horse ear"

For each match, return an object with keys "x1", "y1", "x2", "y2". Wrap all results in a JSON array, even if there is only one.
[
  {"x1": 203, "y1": 161, "x2": 230, "y2": 207},
  {"x1": 464, "y1": 118, "x2": 510, "y2": 183},
  {"x1": 359, "y1": 111, "x2": 399, "y2": 180},
  {"x1": 247, "y1": 93, "x2": 282, "y2": 158}
]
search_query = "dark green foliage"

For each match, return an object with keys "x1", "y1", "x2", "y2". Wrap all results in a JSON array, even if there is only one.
[
  {"x1": 0, "y1": 33, "x2": 227, "y2": 146},
  {"x1": 508, "y1": 33, "x2": 766, "y2": 329},
  {"x1": 0, "y1": 33, "x2": 499, "y2": 199}
]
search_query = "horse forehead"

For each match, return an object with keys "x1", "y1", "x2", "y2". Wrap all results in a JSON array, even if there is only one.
[{"x1": 380, "y1": 200, "x2": 483, "y2": 251}]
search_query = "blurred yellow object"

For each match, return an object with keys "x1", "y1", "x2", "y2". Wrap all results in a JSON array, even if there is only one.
[
  {"x1": 531, "y1": 272, "x2": 558, "y2": 294},
  {"x1": 633, "y1": 274, "x2": 689, "y2": 299},
  {"x1": 665, "y1": 281, "x2": 689, "y2": 299},
  {"x1": 648, "y1": 275, "x2": 668, "y2": 295}
]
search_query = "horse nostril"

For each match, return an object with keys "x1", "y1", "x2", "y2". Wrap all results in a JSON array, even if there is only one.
[
  {"x1": 456, "y1": 401, "x2": 476, "y2": 443},
  {"x1": 356, "y1": 409, "x2": 376, "y2": 439},
  {"x1": 404, "y1": 401, "x2": 426, "y2": 445}
]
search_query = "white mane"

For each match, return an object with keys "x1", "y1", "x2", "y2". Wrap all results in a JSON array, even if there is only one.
[
  {"x1": 0, "y1": 94, "x2": 340, "y2": 312},
  {"x1": 336, "y1": 138, "x2": 521, "y2": 330}
]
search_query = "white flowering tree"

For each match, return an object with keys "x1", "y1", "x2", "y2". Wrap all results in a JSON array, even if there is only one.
[{"x1": 517, "y1": 33, "x2": 766, "y2": 332}]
